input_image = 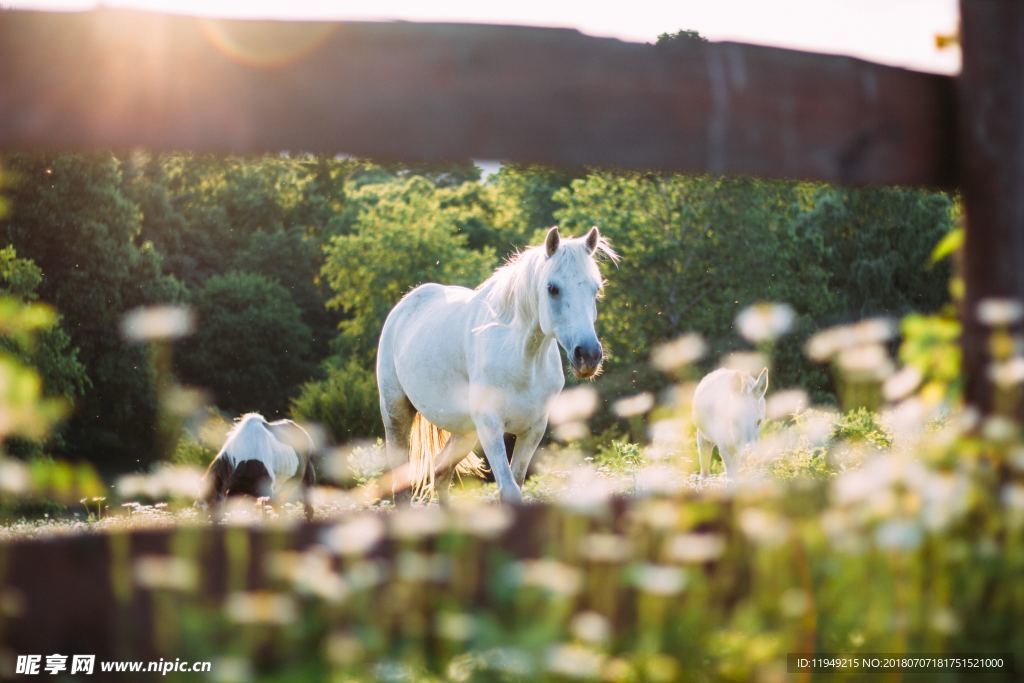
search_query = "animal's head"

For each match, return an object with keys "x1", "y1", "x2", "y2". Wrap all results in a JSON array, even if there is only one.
[
  {"x1": 733, "y1": 367, "x2": 769, "y2": 448},
  {"x1": 537, "y1": 226, "x2": 618, "y2": 379}
]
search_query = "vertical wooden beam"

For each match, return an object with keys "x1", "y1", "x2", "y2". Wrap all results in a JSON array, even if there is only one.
[{"x1": 959, "y1": 0, "x2": 1024, "y2": 413}]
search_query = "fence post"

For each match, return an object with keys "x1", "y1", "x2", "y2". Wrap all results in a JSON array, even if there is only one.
[{"x1": 959, "y1": 1, "x2": 1024, "y2": 415}]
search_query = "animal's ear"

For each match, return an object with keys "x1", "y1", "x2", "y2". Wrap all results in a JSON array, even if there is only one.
[
  {"x1": 545, "y1": 226, "x2": 561, "y2": 258},
  {"x1": 732, "y1": 372, "x2": 746, "y2": 393},
  {"x1": 752, "y1": 367, "x2": 769, "y2": 398},
  {"x1": 584, "y1": 226, "x2": 600, "y2": 254}
]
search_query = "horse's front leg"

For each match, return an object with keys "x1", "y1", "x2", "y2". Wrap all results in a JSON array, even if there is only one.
[
  {"x1": 510, "y1": 420, "x2": 546, "y2": 489},
  {"x1": 473, "y1": 413, "x2": 522, "y2": 504}
]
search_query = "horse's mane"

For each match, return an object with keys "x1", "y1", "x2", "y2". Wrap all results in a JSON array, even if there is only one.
[{"x1": 477, "y1": 233, "x2": 618, "y2": 326}]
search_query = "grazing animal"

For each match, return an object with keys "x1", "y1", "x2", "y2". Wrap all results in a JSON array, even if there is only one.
[
  {"x1": 377, "y1": 226, "x2": 617, "y2": 503},
  {"x1": 692, "y1": 367, "x2": 769, "y2": 478},
  {"x1": 200, "y1": 413, "x2": 317, "y2": 519}
]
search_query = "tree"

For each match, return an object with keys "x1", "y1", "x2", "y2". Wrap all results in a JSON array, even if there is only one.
[
  {"x1": 321, "y1": 176, "x2": 496, "y2": 363},
  {"x1": 176, "y1": 271, "x2": 314, "y2": 416},
  {"x1": 1, "y1": 153, "x2": 183, "y2": 468}
]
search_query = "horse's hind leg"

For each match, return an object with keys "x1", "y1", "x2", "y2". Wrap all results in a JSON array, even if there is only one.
[{"x1": 380, "y1": 388, "x2": 416, "y2": 504}]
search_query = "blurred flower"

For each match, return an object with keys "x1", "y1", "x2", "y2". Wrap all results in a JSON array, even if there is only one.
[
  {"x1": 390, "y1": 505, "x2": 447, "y2": 541},
  {"x1": 551, "y1": 464, "x2": 612, "y2": 515},
  {"x1": 211, "y1": 656, "x2": 252, "y2": 683},
  {"x1": 738, "y1": 509, "x2": 790, "y2": 546},
  {"x1": 548, "y1": 386, "x2": 599, "y2": 425},
  {"x1": 323, "y1": 514, "x2": 385, "y2": 556},
  {"x1": 545, "y1": 643, "x2": 605, "y2": 679},
  {"x1": 612, "y1": 392, "x2": 654, "y2": 418},
  {"x1": 721, "y1": 351, "x2": 768, "y2": 376},
  {"x1": 883, "y1": 366, "x2": 923, "y2": 402},
  {"x1": 650, "y1": 333, "x2": 706, "y2": 372},
  {"x1": 121, "y1": 305, "x2": 194, "y2": 342},
  {"x1": 134, "y1": 556, "x2": 197, "y2": 592},
  {"x1": 988, "y1": 356, "x2": 1024, "y2": 387},
  {"x1": 553, "y1": 421, "x2": 590, "y2": 442},
  {"x1": 270, "y1": 548, "x2": 347, "y2": 603},
  {"x1": 437, "y1": 611, "x2": 477, "y2": 641},
  {"x1": 665, "y1": 533, "x2": 726, "y2": 563},
  {"x1": 736, "y1": 302, "x2": 795, "y2": 343},
  {"x1": 875, "y1": 519, "x2": 922, "y2": 551},
  {"x1": 449, "y1": 500, "x2": 512, "y2": 539},
  {"x1": 631, "y1": 564, "x2": 686, "y2": 595},
  {"x1": 977, "y1": 298, "x2": 1023, "y2": 326},
  {"x1": 635, "y1": 464, "x2": 686, "y2": 496},
  {"x1": 765, "y1": 389, "x2": 808, "y2": 420},
  {"x1": 836, "y1": 343, "x2": 894, "y2": 381},
  {"x1": 805, "y1": 318, "x2": 895, "y2": 362},
  {"x1": 396, "y1": 551, "x2": 449, "y2": 583},
  {"x1": 515, "y1": 559, "x2": 582, "y2": 596},
  {"x1": 982, "y1": 416, "x2": 1018, "y2": 442},
  {"x1": 325, "y1": 632, "x2": 364, "y2": 667},
  {"x1": 779, "y1": 589, "x2": 810, "y2": 617},
  {"x1": 570, "y1": 611, "x2": 610, "y2": 644},
  {"x1": 225, "y1": 591, "x2": 297, "y2": 625},
  {"x1": 579, "y1": 533, "x2": 633, "y2": 563},
  {"x1": 0, "y1": 458, "x2": 30, "y2": 496}
]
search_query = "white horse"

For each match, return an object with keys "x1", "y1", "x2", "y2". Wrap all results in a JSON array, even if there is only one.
[
  {"x1": 692, "y1": 367, "x2": 768, "y2": 477},
  {"x1": 377, "y1": 226, "x2": 617, "y2": 503},
  {"x1": 200, "y1": 413, "x2": 317, "y2": 518}
]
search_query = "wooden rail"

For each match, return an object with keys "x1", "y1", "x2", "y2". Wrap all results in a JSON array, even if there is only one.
[{"x1": 0, "y1": 8, "x2": 954, "y2": 188}]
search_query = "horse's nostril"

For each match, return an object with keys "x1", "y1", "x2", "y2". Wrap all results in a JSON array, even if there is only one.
[{"x1": 573, "y1": 346, "x2": 584, "y2": 361}]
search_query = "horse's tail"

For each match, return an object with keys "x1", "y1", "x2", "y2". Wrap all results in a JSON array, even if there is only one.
[{"x1": 408, "y1": 413, "x2": 487, "y2": 500}]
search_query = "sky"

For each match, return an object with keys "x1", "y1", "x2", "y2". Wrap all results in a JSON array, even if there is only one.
[{"x1": 12, "y1": 0, "x2": 960, "y2": 74}]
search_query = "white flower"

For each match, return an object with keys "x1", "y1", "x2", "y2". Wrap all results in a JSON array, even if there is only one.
[
  {"x1": 612, "y1": 392, "x2": 655, "y2": 418},
  {"x1": 0, "y1": 458, "x2": 30, "y2": 496},
  {"x1": 736, "y1": 302, "x2": 795, "y2": 343},
  {"x1": 515, "y1": 559, "x2": 582, "y2": 596},
  {"x1": 548, "y1": 387, "x2": 599, "y2": 425},
  {"x1": 875, "y1": 519, "x2": 922, "y2": 551},
  {"x1": 988, "y1": 356, "x2": 1024, "y2": 388},
  {"x1": 322, "y1": 515, "x2": 385, "y2": 556},
  {"x1": 570, "y1": 611, "x2": 611, "y2": 644},
  {"x1": 738, "y1": 509, "x2": 790, "y2": 546},
  {"x1": 437, "y1": 612, "x2": 477, "y2": 641},
  {"x1": 883, "y1": 366, "x2": 923, "y2": 402},
  {"x1": 721, "y1": 351, "x2": 768, "y2": 376},
  {"x1": 766, "y1": 389, "x2": 809, "y2": 420},
  {"x1": 977, "y1": 298, "x2": 1023, "y2": 326},
  {"x1": 545, "y1": 644, "x2": 605, "y2": 679},
  {"x1": 579, "y1": 533, "x2": 632, "y2": 563},
  {"x1": 134, "y1": 556, "x2": 197, "y2": 591},
  {"x1": 631, "y1": 564, "x2": 687, "y2": 595},
  {"x1": 121, "y1": 305, "x2": 194, "y2": 342},
  {"x1": 650, "y1": 333, "x2": 706, "y2": 371},
  {"x1": 226, "y1": 589, "x2": 299, "y2": 626},
  {"x1": 665, "y1": 533, "x2": 726, "y2": 563},
  {"x1": 389, "y1": 505, "x2": 447, "y2": 540},
  {"x1": 836, "y1": 343, "x2": 894, "y2": 381}
]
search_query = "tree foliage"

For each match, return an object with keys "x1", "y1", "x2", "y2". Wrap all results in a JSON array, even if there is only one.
[{"x1": 177, "y1": 271, "x2": 313, "y2": 416}]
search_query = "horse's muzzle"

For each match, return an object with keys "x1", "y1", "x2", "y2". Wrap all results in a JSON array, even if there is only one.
[{"x1": 571, "y1": 342, "x2": 604, "y2": 379}]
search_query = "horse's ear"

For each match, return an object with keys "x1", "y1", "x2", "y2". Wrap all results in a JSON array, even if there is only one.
[
  {"x1": 753, "y1": 367, "x2": 769, "y2": 398},
  {"x1": 585, "y1": 226, "x2": 600, "y2": 254},
  {"x1": 545, "y1": 226, "x2": 560, "y2": 258}
]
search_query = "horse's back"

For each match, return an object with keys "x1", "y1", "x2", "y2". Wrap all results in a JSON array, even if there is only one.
[
  {"x1": 692, "y1": 369, "x2": 740, "y2": 439},
  {"x1": 378, "y1": 282, "x2": 480, "y2": 432}
]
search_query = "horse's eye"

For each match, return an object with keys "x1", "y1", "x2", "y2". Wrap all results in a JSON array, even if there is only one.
[{"x1": 547, "y1": 284, "x2": 560, "y2": 297}]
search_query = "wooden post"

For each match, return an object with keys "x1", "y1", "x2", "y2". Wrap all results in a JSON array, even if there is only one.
[{"x1": 959, "y1": 1, "x2": 1024, "y2": 414}]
